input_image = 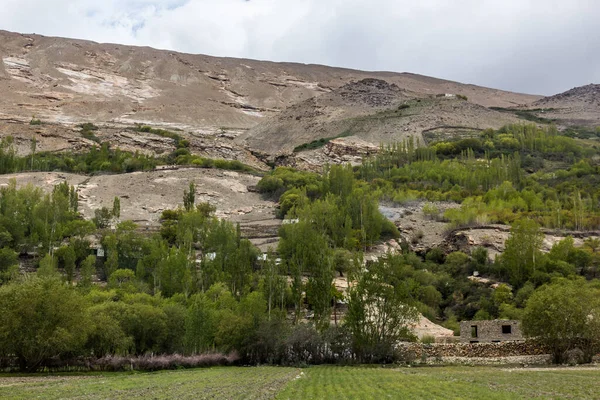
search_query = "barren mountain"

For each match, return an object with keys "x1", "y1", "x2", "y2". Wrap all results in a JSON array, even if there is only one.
[
  {"x1": 0, "y1": 30, "x2": 539, "y2": 130},
  {"x1": 240, "y1": 78, "x2": 523, "y2": 166},
  {"x1": 523, "y1": 84, "x2": 600, "y2": 127},
  {"x1": 0, "y1": 29, "x2": 547, "y2": 222}
]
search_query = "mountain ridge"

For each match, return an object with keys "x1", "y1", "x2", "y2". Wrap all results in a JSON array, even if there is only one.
[{"x1": 0, "y1": 29, "x2": 541, "y2": 133}]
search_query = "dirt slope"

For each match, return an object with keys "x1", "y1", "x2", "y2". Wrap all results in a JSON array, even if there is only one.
[
  {"x1": 0, "y1": 29, "x2": 539, "y2": 134},
  {"x1": 240, "y1": 79, "x2": 522, "y2": 159},
  {"x1": 525, "y1": 84, "x2": 600, "y2": 127}
]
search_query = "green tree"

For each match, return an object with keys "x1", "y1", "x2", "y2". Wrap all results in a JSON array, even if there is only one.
[
  {"x1": 112, "y1": 196, "x2": 121, "y2": 220},
  {"x1": 93, "y1": 207, "x2": 113, "y2": 229},
  {"x1": 185, "y1": 292, "x2": 217, "y2": 354},
  {"x1": 0, "y1": 277, "x2": 90, "y2": 371},
  {"x1": 108, "y1": 268, "x2": 138, "y2": 291},
  {"x1": 55, "y1": 245, "x2": 77, "y2": 284},
  {"x1": 79, "y1": 255, "x2": 96, "y2": 289},
  {"x1": 183, "y1": 181, "x2": 196, "y2": 212},
  {"x1": 30, "y1": 135, "x2": 36, "y2": 170},
  {"x1": 91, "y1": 299, "x2": 168, "y2": 355},
  {"x1": 279, "y1": 219, "x2": 333, "y2": 324},
  {"x1": 345, "y1": 255, "x2": 418, "y2": 362},
  {"x1": 522, "y1": 279, "x2": 600, "y2": 364},
  {"x1": 37, "y1": 254, "x2": 59, "y2": 278},
  {"x1": 156, "y1": 246, "x2": 192, "y2": 297},
  {"x1": 501, "y1": 219, "x2": 544, "y2": 287},
  {"x1": 0, "y1": 247, "x2": 18, "y2": 283}
]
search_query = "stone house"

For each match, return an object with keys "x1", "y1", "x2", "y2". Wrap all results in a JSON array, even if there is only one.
[{"x1": 460, "y1": 320, "x2": 523, "y2": 343}]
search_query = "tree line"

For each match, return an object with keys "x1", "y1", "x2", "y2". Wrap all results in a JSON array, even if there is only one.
[{"x1": 0, "y1": 123, "x2": 599, "y2": 370}]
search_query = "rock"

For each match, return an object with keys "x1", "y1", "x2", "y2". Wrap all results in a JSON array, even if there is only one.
[{"x1": 324, "y1": 137, "x2": 379, "y2": 162}]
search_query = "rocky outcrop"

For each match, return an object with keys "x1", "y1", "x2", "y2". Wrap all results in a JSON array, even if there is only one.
[{"x1": 323, "y1": 137, "x2": 380, "y2": 164}]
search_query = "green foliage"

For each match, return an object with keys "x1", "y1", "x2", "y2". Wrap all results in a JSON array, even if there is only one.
[
  {"x1": 183, "y1": 181, "x2": 196, "y2": 212},
  {"x1": 500, "y1": 219, "x2": 544, "y2": 287},
  {"x1": 0, "y1": 277, "x2": 89, "y2": 371},
  {"x1": 345, "y1": 254, "x2": 419, "y2": 362},
  {"x1": 293, "y1": 130, "x2": 352, "y2": 153},
  {"x1": 0, "y1": 247, "x2": 18, "y2": 283},
  {"x1": 79, "y1": 123, "x2": 101, "y2": 143},
  {"x1": 523, "y1": 279, "x2": 600, "y2": 363},
  {"x1": 79, "y1": 255, "x2": 97, "y2": 289},
  {"x1": 29, "y1": 116, "x2": 42, "y2": 125},
  {"x1": 112, "y1": 196, "x2": 121, "y2": 219},
  {"x1": 93, "y1": 207, "x2": 113, "y2": 229},
  {"x1": 55, "y1": 245, "x2": 77, "y2": 283},
  {"x1": 2, "y1": 120, "x2": 600, "y2": 368},
  {"x1": 257, "y1": 167, "x2": 323, "y2": 196}
]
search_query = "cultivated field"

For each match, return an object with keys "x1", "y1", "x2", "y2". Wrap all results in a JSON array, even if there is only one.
[
  {"x1": 278, "y1": 366, "x2": 600, "y2": 399},
  {"x1": 2, "y1": 366, "x2": 600, "y2": 399},
  {"x1": 0, "y1": 367, "x2": 297, "y2": 400}
]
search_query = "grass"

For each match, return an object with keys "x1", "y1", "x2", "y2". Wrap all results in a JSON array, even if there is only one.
[
  {"x1": 276, "y1": 365, "x2": 600, "y2": 400},
  {"x1": 0, "y1": 367, "x2": 298, "y2": 400},
  {"x1": 293, "y1": 130, "x2": 353, "y2": 153},
  {"x1": 2, "y1": 365, "x2": 600, "y2": 399},
  {"x1": 490, "y1": 107, "x2": 557, "y2": 124},
  {"x1": 79, "y1": 122, "x2": 101, "y2": 143},
  {"x1": 134, "y1": 125, "x2": 188, "y2": 148}
]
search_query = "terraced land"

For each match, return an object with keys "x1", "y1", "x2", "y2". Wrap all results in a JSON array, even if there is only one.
[{"x1": 2, "y1": 366, "x2": 600, "y2": 399}]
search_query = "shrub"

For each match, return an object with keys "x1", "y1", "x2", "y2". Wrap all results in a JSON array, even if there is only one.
[
  {"x1": 410, "y1": 230, "x2": 424, "y2": 245},
  {"x1": 420, "y1": 335, "x2": 436, "y2": 344},
  {"x1": 93, "y1": 352, "x2": 239, "y2": 371},
  {"x1": 30, "y1": 116, "x2": 42, "y2": 125}
]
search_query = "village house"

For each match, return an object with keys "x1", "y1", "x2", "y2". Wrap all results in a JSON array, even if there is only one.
[{"x1": 460, "y1": 320, "x2": 524, "y2": 343}]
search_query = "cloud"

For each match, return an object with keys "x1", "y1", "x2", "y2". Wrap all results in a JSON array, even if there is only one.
[{"x1": 0, "y1": 0, "x2": 597, "y2": 95}]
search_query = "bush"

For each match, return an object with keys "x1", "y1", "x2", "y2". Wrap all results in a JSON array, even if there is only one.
[
  {"x1": 410, "y1": 230, "x2": 424, "y2": 245},
  {"x1": 30, "y1": 116, "x2": 42, "y2": 125},
  {"x1": 420, "y1": 335, "x2": 436, "y2": 344},
  {"x1": 0, "y1": 277, "x2": 90, "y2": 371},
  {"x1": 93, "y1": 353, "x2": 239, "y2": 371}
]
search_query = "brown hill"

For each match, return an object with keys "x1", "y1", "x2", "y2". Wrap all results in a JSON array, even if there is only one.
[
  {"x1": 0, "y1": 30, "x2": 539, "y2": 133},
  {"x1": 524, "y1": 84, "x2": 600, "y2": 127},
  {"x1": 239, "y1": 78, "x2": 523, "y2": 161}
]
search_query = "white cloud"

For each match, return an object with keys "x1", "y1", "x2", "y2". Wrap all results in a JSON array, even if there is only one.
[{"x1": 0, "y1": 0, "x2": 598, "y2": 94}]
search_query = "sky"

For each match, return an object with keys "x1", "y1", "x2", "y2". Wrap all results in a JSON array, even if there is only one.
[{"x1": 1, "y1": 0, "x2": 598, "y2": 95}]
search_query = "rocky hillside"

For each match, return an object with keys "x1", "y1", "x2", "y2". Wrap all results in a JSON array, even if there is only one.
[
  {"x1": 523, "y1": 84, "x2": 600, "y2": 127},
  {"x1": 240, "y1": 79, "x2": 523, "y2": 166},
  {"x1": 0, "y1": 30, "x2": 539, "y2": 131}
]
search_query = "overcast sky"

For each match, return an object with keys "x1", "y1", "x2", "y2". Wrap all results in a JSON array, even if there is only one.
[{"x1": 1, "y1": 0, "x2": 598, "y2": 95}]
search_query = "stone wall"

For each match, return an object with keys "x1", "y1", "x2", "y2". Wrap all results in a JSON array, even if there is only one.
[
  {"x1": 460, "y1": 320, "x2": 523, "y2": 343},
  {"x1": 396, "y1": 341, "x2": 552, "y2": 365}
]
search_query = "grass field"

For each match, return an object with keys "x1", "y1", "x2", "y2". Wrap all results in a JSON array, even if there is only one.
[
  {"x1": 0, "y1": 367, "x2": 298, "y2": 400},
  {"x1": 277, "y1": 366, "x2": 600, "y2": 399},
  {"x1": 1, "y1": 365, "x2": 600, "y2": 399}
]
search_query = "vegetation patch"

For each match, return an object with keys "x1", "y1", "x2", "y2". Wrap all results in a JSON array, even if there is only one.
[
  {"x1": 0, "y1": 136, "x2": 258, "y2": 176},
  {"x1": 79, "y1": 122, "x2": 101, "y2": 143},
  {"x1": 29, "y1": 116, "x2": 42, "y2": 126},
  {"x1": 293, "y1": 130, "x2": 353, "y2": 153},
  {"x1": 134, "y1": 125, "x2": 188, "y2": 149},
  {"x1": 491, "y1": 107, "x2": 557, "y2": 124}
]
